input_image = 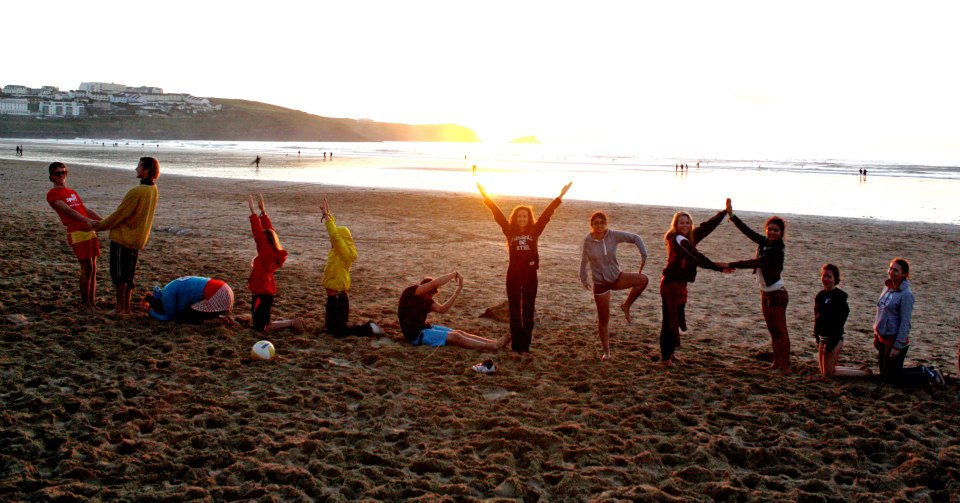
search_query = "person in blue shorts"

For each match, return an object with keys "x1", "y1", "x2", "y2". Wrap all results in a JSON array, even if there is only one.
[{"x1": 398, "y1": 271, "x2": 507, "y2": 350}]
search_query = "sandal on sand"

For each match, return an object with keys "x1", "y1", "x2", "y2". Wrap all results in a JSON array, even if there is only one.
[{"x1": 472, "y1": 359, "x2": 497, "y2": 374}]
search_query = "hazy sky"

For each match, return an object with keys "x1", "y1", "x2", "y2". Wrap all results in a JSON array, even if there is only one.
[{"x1": 5, "y1": 1, "x2": 959, "y2": 161}]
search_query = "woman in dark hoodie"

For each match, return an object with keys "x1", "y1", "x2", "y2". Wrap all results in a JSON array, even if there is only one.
[
  {"x1": 659, "y1": 206, "x2": 729, "y2": 366},
  {"x1": 724, "y1": 199, "x2": 791, "y2": 373}
]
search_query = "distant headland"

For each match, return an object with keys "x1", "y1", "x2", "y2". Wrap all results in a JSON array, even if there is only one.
[{"x1": 0, "y1": 82, "x2": 479, "y2": 142}]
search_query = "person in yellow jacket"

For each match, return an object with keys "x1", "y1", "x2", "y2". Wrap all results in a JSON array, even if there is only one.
[
  {"x1": 321, "y1": 197, "x2": 383, "y2": 338},
  {"x1": 93, "y1": 157, "x2": 159, "y2": 315}
]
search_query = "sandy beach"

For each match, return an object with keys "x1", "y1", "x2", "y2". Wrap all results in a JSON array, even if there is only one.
[{"x1": 2, "y1": 158, "x2": 959, "y2": 501}]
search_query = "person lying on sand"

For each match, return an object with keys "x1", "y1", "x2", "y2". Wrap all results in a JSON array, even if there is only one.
[
  {"x1": 578, "y1": 211, "x2": 649, "y2": 361},
  {"x1": 398, "y1": 271, "x2": 507, "y2": 350},
  {"x1": 143, "y1": 276, "x2": 235, "y2": 326}
]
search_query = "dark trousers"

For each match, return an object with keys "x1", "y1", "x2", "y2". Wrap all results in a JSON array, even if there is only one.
[
  {"x1": 877, "y1": 343, "x2": 930, "y2": 386},
  {"x1": 659, "y1": 280, "x2": 687, "y2": 361},
  {"x1": 325, "y1": 292, "x2": 373, "y2": 338},
  {"x1": 506, "y1": 269, "x2": 538, "y2": 352}
]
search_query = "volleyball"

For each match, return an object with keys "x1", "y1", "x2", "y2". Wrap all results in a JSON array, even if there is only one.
[{"x1": 251, "y1": 340, "x2": 275, "y2": 360}]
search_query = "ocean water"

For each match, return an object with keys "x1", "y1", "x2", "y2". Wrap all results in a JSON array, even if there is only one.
[{"x1": 4, "y1": 138, "x2": 959, "y2": 225}]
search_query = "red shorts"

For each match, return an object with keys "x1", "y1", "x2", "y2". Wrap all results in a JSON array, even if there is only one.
[{"x1": 68, "y1": 231, "x2": 100, "y2": 261}]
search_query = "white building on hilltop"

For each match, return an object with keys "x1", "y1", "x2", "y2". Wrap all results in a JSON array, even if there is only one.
[
  {"x1": 2, "y1": 85, "x2": 31, "y2": 95},
  {"x1": 79, "y1": 82, "x2": 127, "y2": 94},
  {"x1": 0, "y1": 98, "x2": 30, "y2": 115}
]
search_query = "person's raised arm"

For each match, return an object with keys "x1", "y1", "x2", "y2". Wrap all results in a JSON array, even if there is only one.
[
  {"x1": 322, "y1": 198, "x2": 357, "y2": 262},
  {"x1": 256, "y1": 194, "x2": 274, "y2": 230},
  {"x1": 534, "y1": 181, "x2": 573, "y2": 234},
  {"x1": 432, "y1": 272, "x2": 464, "y2": 313},
  {"x1": 416, "y1": 271, "x2": 457, "y2": 296},
  {"x1": 248, "y1": 194, "x2": 257, "y2": 215},
  {"x1": 726, "y1": 198, "x2": 765, "y2": 245}
]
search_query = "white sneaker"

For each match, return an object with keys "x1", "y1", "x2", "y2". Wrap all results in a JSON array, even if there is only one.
[
  {"x1": 472, "y1": 359, "x2": 497, "y2": 374},
  {"x1": 370, "y1": 322, "x2": 385, "y2": 336}
]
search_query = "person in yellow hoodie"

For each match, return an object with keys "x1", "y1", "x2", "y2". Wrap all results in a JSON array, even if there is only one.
[
  {"x1": 321, "y1": 197, "x2": 383, "y2": 338},
  {"x1": 93, "y1": 157, "x2": 159, "y2": 315}
]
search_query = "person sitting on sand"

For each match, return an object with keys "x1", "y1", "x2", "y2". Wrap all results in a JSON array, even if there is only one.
[
  {"x1": 815, "y1": 264, "x2": 872, "y2": 379},
  {"x1": 46, "y1": 162, "x2": 103, "y2": 308},
  {"x1": 873, "y1": 258, "x2": 944, "y2": 386},
  {"x1": 659, "y1": 206, "x2": 729, "y2": 366},
  {"x1": 723, "y1": 200, "x2": 792, "y2": 374},
  {"x1": 475, "y1": 167, "x2": 572, "y2": 353},
  {"x1": 398, "y1": 271, "x2": 507, "y2": 350},
  {"x1": 321, "y1": 197, "x2": 383, "y2": 338},
  {"x1": 578, "y1": 211, "x2": 649, "y2": 361},
  {"x1": 93, "y1": 157, "x2": 159, "y2": 315},
  {"x1": 144, "y1": 276, "x2": 235, "y2": 325},
  {"x1": 247, "y1": 194, "x2": 305, "y2": 334}
]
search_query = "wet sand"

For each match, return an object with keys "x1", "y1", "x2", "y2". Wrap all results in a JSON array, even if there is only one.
[{"x1": 1, "y1": 158, "x2": 959, "y2": 500}]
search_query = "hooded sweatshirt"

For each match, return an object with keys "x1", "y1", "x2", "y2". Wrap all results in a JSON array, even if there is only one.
[
  {"x1": 321, "y1": 214, "x2": 357, "y2": 292},
  {"x1": 579, "y1": 230, "x2": 648, "y2": 286},
  {"x1": 248, "y1": 213, "x2": 288, "y2": 295},
  {"x1": 874, "y1": 279, "x2": 914, "y2": 349}
]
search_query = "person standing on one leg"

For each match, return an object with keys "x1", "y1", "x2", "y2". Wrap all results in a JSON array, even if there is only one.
[
  {"x1": 321, "y1": 197, "x2": 383, "y2": 338},
  {"x1": 873, "y1": 258, "x2": 944, "y2": 386},
  {"x1": 578, "y1": 211, "x2": 649, "y2": 361},
  {"x1": 247, "y1": 194, "x2": 304, "y2": 334},
  {"x1": 723, "y1": 199, "x2": 792, "y2": 373},
  {"x1": 659, "y1": 207, "x2": 729, "y2": 366},
  {"x1": 46, "y1": 162, "x2": 102, "y2": 308},
  {"x1": 476, "y1": 170, "x2": 571, "y2": 352},
  {"x1": 93, "y1": 157, "x2": 159, "y2": 315}
]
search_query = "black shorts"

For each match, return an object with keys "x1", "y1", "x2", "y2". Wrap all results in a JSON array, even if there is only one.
[
  {"x1": 251, "y1": 294, "x2": 274, "y2": 331},
  {"x1": 109, "y1": 242, "x2": 139, "y2": 286},
  {"x1": 820, "y1": 335, "x2": 843, "y2": 353}
]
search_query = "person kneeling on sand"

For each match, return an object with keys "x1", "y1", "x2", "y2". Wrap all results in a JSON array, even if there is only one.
[
  {"x1": 398, "y1": 271, "x2": 507, "y2": 350},
  {"x1": 320, "y1": 197, "x2": 383, "y2": 338},
  {"x1": 247, "y1": 194, "x2": 304, "y2": 334},
  {"x1": 144, "y1": 276, "x2": 235, "y2": 325}
]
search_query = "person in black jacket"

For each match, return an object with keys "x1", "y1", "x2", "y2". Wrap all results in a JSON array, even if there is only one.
[
  {"x1": 476, "y1": 168, "x2": 571, "y2": 353},
  {"x1": 724, "y1": 199, "x2": 792, "y2": 373},
  {"x1": 815, "y1": 264, "x2": 871, "y2": 379},
  {"x1": 659, "y1": 207, "x2": 729, "y2": 366}
]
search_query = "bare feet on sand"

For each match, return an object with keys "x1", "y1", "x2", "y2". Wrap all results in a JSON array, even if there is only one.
[
  {"x1": 620, "y1": 303, "x2": 632, "y2": 324},
  {"x1": 601, "y1": 352, "x2": 613, "y2": 362}
]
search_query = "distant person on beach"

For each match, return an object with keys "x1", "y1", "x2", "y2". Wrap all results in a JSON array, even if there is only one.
[
  {"x1": 659, "y1": 206, "x2": 729, "y2": 366},
  {"x1": 93, "y1": 157, "x2": 159, "y2": 315},
  {"x1": 579, "y1": 211, "x2": 649, "y2": 361},
  {"x1": 398, "y1": 272, "x2": 507, "y2": 350},
  {"x1": 252, "y1": 156, "x2": 262, "y2": 169},
  {"x1": 46, "y1": 162, "x2": 103, "y2": 308},
  {"x1": 815, "y1": 264, "x2": 872, "y2": 379},
  {"x1": 320, "y1": 197, "x2": 384, "y2": 338},
  {"x1": 873, "y1": 258, "x2": 944, "y2": 386},
  {"x1": 247, "y1": 194, "x2": 305, "y2": 334},
  {"x1": 144, "y1": 276, "x2": 235, "y2": 325},
  {"x1": 723, "y1": 199, "x2": 792, "y2": 373},
  {"x1": 476, "y1": 168, "x2": 571, "y2": 352}
]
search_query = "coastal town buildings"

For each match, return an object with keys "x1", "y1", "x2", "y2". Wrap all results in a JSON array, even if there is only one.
[{"x1": 0, "y1": 82, "x2": 218, "y2": 117}]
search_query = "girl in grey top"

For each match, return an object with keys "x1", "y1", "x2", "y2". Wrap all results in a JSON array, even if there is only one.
[{"x1": 579, "y1": 211, "x2": 649, "y2": 361}]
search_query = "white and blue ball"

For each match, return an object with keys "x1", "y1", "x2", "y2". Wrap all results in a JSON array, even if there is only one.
[{"x1": 252, "y1": 340, "x2": 276, "y2": 360}]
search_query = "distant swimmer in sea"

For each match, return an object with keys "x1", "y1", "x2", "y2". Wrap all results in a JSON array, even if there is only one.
[
  {"x1": 579, "y1": 211, "x2": 649, "y2": 361},
  {"x1": 398, "y1": 272, "x2": 507, "y2": 350}
]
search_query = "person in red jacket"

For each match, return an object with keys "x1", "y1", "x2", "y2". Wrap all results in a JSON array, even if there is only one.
[
  {"x1": 247, "y1": 194, "x2": 304, "y2": 333},
  {"x1": 46, "y1": 162, "x2": 102, "y2": 308}
]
